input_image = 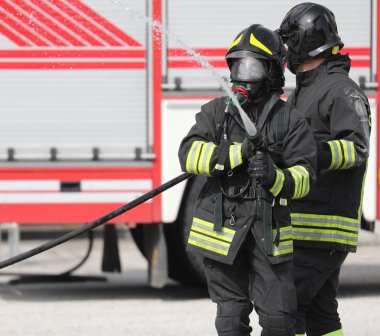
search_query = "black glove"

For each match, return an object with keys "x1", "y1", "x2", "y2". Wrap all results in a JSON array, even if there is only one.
[
  {"x1": 316, "y1": 141, "x2": 332, "y2": 171},
  {"x1": 241, "y1": 137, "x2": 255, "y2": 161},
  {"x1": 248, "y1": 151, "x2": 276, "y2": 187},
  {"x1": 241, "y1": 135, "x2": 263, "y2": 161}
]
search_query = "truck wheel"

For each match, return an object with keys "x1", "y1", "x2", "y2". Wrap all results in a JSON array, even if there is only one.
[
  {"x1": 164, "y1": 175, "x2": 207, "y2": 286},
  {"x1": 361, "y1": 215, "x2": 375, "y2": 232}
]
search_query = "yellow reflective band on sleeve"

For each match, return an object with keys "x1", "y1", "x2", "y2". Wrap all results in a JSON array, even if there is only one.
[
  {"x1": 288, "y1": 165, "x2": 310, "y2": 199},
  {"x1": 186, "y1": 141, "x2": 203, "y2": 174},
  {"x1": 250, "y1": 33, "x2": 273, "y2": 55},
  {"x1": 339, "y1": 140, "x2": 356, "y2": 169},
  {"x1": 327, "y1": 140, "x2": 356, "y2": 170},
  {"x1": 322, "y1": 328, "x2": 344, "y2": 336},
  {"x1": 328, "y1": 140, "x2": 343, "y2": 169},
  {"x1": 228, "y1": 33, "x2": 243, "y2": 51},
  {"x1": 269, "y1": 168, "x2": 285, "y2": 197},
  {"x1": 185, "y1": 141, "x2": 216, "y2": 176},
  {"x1": 197, "y1": 142, "x2": 216, "y2": 176},
  {"x1": 229, "y1": 143, "x2": 243, "y2": 169}
]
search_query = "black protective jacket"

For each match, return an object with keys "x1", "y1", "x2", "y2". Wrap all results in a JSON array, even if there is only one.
[
  {"x1": 178, "y1": 93, "x2": 316, "y2": 264},
  {"x1": 288, "y1": 54, "x2": 371, "y2": 252}
]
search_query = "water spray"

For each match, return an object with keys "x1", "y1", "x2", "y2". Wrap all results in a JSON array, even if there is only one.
[
  {"x1": 111, "y1": 0, "x2": 258, "y2": 137},
  {"x1": 0, "y1": 1, "x2": 258, "y2": 269}
]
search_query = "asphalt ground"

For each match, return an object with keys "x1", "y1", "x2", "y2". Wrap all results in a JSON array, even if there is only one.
[{"x1": 0, "y1": 227, "x2": 379, "y2": 336}]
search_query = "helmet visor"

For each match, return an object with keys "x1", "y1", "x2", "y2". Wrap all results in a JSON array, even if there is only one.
[{"x1": 230, "y1": 57, "x2": 267, "y2": 82}]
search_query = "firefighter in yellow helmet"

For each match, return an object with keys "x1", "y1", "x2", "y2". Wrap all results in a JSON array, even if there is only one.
[
  {"x1": 277, "y1": 3, "x2": 371, "y2": 336},
  {"x1": 178, "y1": 24, "x2": 317, "y2": 335}
]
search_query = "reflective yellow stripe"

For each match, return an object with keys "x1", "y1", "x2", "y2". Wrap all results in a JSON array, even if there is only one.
[
  {"x1": 291, "y1": 213, "x2": 359, "y2": 232},
  {"x1": 293, "y1": 227, "x2": 358, "y2": 246},
  {"x1": 272, "y1": 225, "x2": 292, "y2": 238},
  {"x1": 269, "y1": 168, "x2": 285, "y2": 197},
  {"x1": 188, "y1": 239, "x2": 228, "y2": 256},
  {"x1": 277, "y1": 233, "x2": 292, "y2": 241},
  {"x1": 348, "y1": 141, "x2": 356, "y2": 168},
  {"x1": 193, "y1": 217, "x2": 235, "y2": 235},
  {"x1": 322, "y1": 329, "x2": 344, "y2": 336},
  {"x1": 340, "y1": 140, "x2": 349, "y2": 169},
  {"x1": 294, "y1": 165, "x2": 310, "y2": 196},
  {"x1": 328, "y1": 140, "x2": 350, "y2": 169},
  {"x1": 188, "y1": 229, "x2": 231, "y2": 256},
  {"x1": 186, "y1": 141, "x2": 216, "y2": 176},
  {"x1": 215, "y1": 164, "x2": 224, "y2": 171},
  {"x1": 272, "y1": 225, "x2": 293, "y2": 256},
  {"x1": 229, "y1": 143, "x2": 243, "y2": 169},
  {"x1": 288, "y1": 165, "x2": 310, "y2": 199},
  {"x1": 197, "y1": 142, "x2": 216, "y2": 176},
  {"x1": 328, "y1": 140, "x2": 343, "y2": 169},
  {"x1": 279, "y1": 198, "x2": 287, "y2": 206},
  {"x1": 339, "y1": 139, "x2": 356, "y2": 169},
  {"x1": 189, "y1": 231, "x2": 230, "y2": 247},
  {"x1": 191, "y1": 225, "x2": 233, "y2": 243},
  {"x1": 273, "y1": 240, "x2": 293, "y2": 256},
  {"x1": 289, "y1": 168, "x2": 302, "y2": 198},
  {"x1": 188, "y1": 217, "x2": 235, "y2": 256},
  {"x1": 186, "y1": 141, "x2": 204, "y2": 174},
  {"x1": 186, "y1": 141, "x2": 200, "y2": 173},
  {"x1": 197, "y1": 142, "x2": 208, "y2": 175}
]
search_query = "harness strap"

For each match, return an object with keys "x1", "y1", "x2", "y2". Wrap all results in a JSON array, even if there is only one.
[{"x1": 227, "y1": 186, "x2": 274, "y2": 202}]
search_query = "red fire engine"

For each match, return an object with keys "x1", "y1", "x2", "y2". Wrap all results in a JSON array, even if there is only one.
[{"x1": 0, "y1": 0, "x2": 378, "y2": 286}]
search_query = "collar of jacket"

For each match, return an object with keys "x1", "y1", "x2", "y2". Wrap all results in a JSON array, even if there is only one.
[{"x1": 295, "y1": 54, "x2": 351, "y2": 87}]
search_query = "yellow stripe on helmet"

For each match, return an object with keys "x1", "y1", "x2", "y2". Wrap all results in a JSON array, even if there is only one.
[
  {"x1": 250, "y1": 33, "x2": 273, "y2": 55},
  {"x1": 228, "y1": 33, "x2": 243, "y2": 51}
]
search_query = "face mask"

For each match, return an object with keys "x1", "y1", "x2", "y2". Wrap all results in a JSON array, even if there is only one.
[{"x1": 229, "y1": 82, "x2": 265, "y2": 112}]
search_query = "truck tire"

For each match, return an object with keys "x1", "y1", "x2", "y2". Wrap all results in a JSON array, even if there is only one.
[
  {"x1": 361, "y1": 214, "x2": 375, "y2": 232},
  {"x1": 164, "y1": 175, "x2": 207, "y2": 286}
]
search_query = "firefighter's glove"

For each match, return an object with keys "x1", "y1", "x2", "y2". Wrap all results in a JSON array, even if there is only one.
[
  {"x1": 241, "y1": 137, "x2": 256, "y2": 161},
  {"x1": 316, "y1": 141, "x2": 332, "y2": 171},
  {"x1": 248, "y1": 151, "x2": 276, "y2": 187}
]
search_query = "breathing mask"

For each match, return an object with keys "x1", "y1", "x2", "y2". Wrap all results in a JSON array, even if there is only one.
[{"x1": 229, "y1": 57, "x2": 267, "y2": 110}]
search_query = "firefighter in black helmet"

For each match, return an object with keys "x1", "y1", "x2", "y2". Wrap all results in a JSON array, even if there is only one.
[
  {"x1": 178, "y1": 24, "x2": 316, "y2": 336},
  {"x1": 278, "y1": 3, "x2": 371, "y2": 336}
]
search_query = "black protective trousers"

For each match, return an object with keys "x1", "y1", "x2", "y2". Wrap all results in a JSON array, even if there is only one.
[
  {"x1": 294, "y1": 246, "x2": 348, "y2": 336},
  {"x1": 203, "y1": 232, "x2": 296, "y2": 336}
]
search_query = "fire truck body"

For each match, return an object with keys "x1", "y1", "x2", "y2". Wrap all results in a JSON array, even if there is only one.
[{"x1": 0, "y1": 0, "x2": 377, "y2": 283}]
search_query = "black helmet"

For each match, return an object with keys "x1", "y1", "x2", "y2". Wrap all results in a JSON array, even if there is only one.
[
  {"x1": 278, "y1": 2, "x2": 344, "y2": 73},
  {"x1": 226, "y1": 24, "x2": 286, "y2": 90}
]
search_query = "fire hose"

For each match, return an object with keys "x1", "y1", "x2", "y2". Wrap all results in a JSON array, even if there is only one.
[
  {"x1": 0, "y1": 172, "x2": 192, "y2": 270},
  {"x1": 0, "y1": 92, "x2": 259, "y2": 270}
]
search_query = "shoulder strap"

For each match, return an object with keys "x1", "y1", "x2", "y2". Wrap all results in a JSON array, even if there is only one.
[
  {"x1": 273, "y1": 100, "x2": 289, "y2": 143},
  {"x1": 215, "y1": 99, "x2": 230, "y2": 145}
]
